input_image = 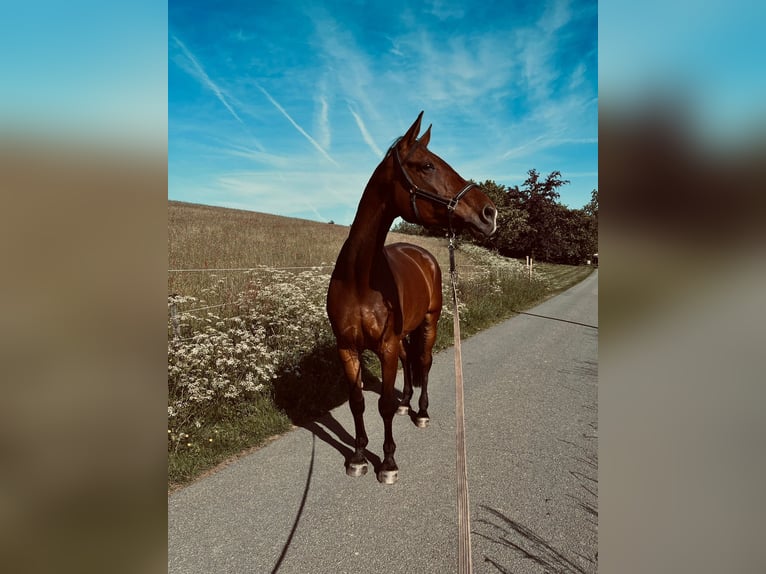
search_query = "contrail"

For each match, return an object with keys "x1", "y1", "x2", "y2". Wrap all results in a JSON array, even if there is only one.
[
  {"x1": 317, "y1": 95, "x2": 331, "y2": 150},
  {"x1": 502, "y1": 135, "x2": 598, "y2": 159},
  {"x1": 257, "y1": 85, "x2": 339, "y2": 167},
  {"x1": 304, "y1": 201, "x2": 325, "y2": 221},
  {"x1": 348, "y1": 105, "x2": 382, "y2": 157},
  {"x1": 172, "y1": 35, "x2": 244, "y2": 125},
  {"x1": 502, "y1": 135, "x2": 546, "y2": 159}
]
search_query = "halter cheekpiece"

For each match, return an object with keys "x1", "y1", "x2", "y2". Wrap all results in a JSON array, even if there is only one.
[{"x1": 393, "y1": 144, "x2": 478, "y2": 235}]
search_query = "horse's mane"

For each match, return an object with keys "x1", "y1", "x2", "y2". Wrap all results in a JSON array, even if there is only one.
[{"x1": 385, "y1": 137, "x2": 404, "y2": 159}]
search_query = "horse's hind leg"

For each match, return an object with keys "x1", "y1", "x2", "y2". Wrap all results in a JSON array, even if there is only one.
[
  {"x1": 397, "y1": 337, "x2": 414, "y2": 416},
  {"x1": 414, "y1": 310, "x2": 439, "y2": 428},
  {"x1": 339, "y1": 348, "x2": 368, "y2": 477}
]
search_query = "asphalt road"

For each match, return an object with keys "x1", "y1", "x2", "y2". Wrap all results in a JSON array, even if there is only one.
[{"x1": 169, "y1": 270, "x2": 598, "y2": 574}]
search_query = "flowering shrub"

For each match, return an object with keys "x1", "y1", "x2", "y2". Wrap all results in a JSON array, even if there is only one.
[
  {"x1": 167, "y1": 267, "x2": 333, "y2": 448},
  {"x1": 168, "y1": 251, "x2": 550, "y2": 452},
  {"x1": 458, "y1": 243, "x2": 530, "y2": 276},
  {"x1": 236, "y1": 268, "x2": 334, "y2": 365}
]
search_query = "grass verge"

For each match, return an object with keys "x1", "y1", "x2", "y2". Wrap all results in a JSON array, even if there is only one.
[{"x1": 168, "y1": 264, "x2": 593, "y2": 490}]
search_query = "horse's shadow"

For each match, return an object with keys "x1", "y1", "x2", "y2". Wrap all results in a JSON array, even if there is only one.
[
  {"x1": 300, "y1": 412, "x2": 383, "y2": 473},
  {"x1": 273, "y1": 345, "x2": 407, "y2": 472}
]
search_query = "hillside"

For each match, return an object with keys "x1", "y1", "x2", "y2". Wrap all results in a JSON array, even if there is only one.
[
  {"x1": 168, "y1": 200, "x2": 507, "y2": 304},
  {"x1": 169, "y1": 200, "x2": 477, "y2": 278}
]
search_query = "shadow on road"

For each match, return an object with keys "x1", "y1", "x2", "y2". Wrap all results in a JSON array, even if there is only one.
[
  {"x1": 300, "y1": 412, "x2": 383, "y2": 474},
  {"x1": 269, "y1": 434, "x2": 316, "y2": 574},
  {"x1": 476, "y1": 410, "x2": 598, "y2": 572},
  {"x1": 475, "y1": 505, "x2": 593, "y2": 574},
  {"x1": 511, "y1": 309, "x2": 598, "y2": 330},
  {"x1": 272, "y1": 344, "x2": 349, "y2": 424},
  {"x1": 273, "y1": 344, "x2": 402, "y2": 425}
]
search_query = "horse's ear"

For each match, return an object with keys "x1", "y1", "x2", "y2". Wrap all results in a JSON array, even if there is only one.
[
  {"x1": 419, "y1": 124, "x2": 432, "y2": 148},
  {"x1": 400, "y1": 111, "x2": 424, "y2": 152}
]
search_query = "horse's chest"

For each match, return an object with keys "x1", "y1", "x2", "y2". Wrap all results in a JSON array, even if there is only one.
[
  {"x1": 338, "y1": 292, "x2": 396, "y2": 350},
  {"x1": 359, "y1": 301, "x2": 391, "y2": 340},
  {"x1": 328, "y1": 281, "x2": 401, "y2": 349}
]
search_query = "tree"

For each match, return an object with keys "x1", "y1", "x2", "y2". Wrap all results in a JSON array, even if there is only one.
[
  {"x1": 583, "y1": 188, "x2": 598, "y2": 256},
  {"x1": 473, "y1": 180, "x2": 528, "y2": 255},
  {"x1": 512, "y1": 169, "x2": 570, "y2": 261},
  {"x1": 390, "y1": 172, "x2": 597, "y2": 266},
  {"x1": 584, "y1": 188, "x2": 598, "y2": 220},
  {"x1": 390, "y1": 218, "x2": 425, "y2": 236}
]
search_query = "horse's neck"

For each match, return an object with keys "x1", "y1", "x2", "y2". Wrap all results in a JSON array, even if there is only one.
[{"x1": 338, "y1": 181, "x2": 396, "y2": 281}]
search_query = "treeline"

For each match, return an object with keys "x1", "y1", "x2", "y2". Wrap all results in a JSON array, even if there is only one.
[{"x1": 393, "y1": 169, "x2": 598, "y2": 265}]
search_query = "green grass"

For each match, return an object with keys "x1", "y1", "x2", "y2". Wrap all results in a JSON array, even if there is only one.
[
  {"x1": 168, "y1": 394, "x2": 293, "y2": 488},
  {"x1": 167, "y1": 201, "x2": 594, "y2": 489},
  {"x1": 534, "y1": 261, "x2": 595, "y2": 295}
]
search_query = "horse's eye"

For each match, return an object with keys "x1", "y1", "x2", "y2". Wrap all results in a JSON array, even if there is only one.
[{"x1": 422, "y1": 162, "x2": 435, "y2": 171}]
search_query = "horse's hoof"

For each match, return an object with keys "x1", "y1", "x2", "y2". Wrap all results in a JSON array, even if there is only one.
[
  {"x1": 415, "y1": 416, "x2": 430, "y2": 428},
  {"x1": 396, "y1": 405, "x2": 410, "y2": 416},
  {"x1": 346, "y1": 462, "x2": 368, "y2": 477},
  {"x1": 377, "y1": 469, "x2": 399, "y2": 485}
]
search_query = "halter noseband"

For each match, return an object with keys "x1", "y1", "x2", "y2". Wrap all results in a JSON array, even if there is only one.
[{"x1": 394, "y1": 144, "x2": 478, "y2": 233}]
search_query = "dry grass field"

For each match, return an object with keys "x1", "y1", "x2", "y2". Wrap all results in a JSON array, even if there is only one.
[{"x1": 169, "y1": 200, "x2": 479, "y2": 301}]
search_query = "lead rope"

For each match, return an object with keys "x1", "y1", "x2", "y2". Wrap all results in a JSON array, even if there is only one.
[{"x1": 449, "y1": 233, "x2": 473, "y2": 574}]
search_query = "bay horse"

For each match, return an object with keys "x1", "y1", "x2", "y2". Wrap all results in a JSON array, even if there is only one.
[{"x1": 326, "y1": 111, "x2": 497, "y2": 484}]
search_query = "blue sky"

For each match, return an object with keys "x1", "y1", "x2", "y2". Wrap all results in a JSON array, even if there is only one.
[{"x1": 169, "y1": 0, "x2": 597, "y2": 225}]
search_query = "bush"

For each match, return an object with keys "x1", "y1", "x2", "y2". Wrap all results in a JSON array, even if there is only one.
[{"x1": 167, "y1": 268, "x2": 333, "y2": 450}]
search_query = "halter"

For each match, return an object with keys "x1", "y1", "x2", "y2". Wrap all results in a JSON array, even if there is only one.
[{"x1": 393, "y1": 143, "x2": 478, "y2": 235}]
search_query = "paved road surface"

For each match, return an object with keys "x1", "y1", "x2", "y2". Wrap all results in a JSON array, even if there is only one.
[{"x1": 169, "y1": 270, "x2": 598, "y2": 574}]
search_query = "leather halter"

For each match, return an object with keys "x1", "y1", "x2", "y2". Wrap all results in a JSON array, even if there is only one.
[{"x1": 394, "y1": 143, "x2": 478, "y2": 233}]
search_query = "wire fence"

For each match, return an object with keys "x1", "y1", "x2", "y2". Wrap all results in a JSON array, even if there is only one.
[
  {"x1": 168, "y1": 265, "x2": 336, "y2": 273},
  {"x1": 167, "y1": 263, "x2": 527, "y2": 274},
  {"x1": 167, "y1": 262, "x2": 537, "y2": 331}
]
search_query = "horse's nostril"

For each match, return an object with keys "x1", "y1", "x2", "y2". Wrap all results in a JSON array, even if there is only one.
[{"x1": 483, "y1": 204, "x2": 496, "y2": 221}]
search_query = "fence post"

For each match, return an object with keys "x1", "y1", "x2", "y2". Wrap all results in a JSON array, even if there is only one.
[{"x1": 170, "y1": 298, "x2": 181, "y2": 339}]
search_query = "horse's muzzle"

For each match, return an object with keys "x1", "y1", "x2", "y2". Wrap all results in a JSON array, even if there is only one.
[{"x1": 481, "y1": 203, "x2": 498, "y2": 237}]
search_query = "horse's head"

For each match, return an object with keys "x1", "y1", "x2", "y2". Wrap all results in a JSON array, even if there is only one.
[{"x1": 389, "y1": 111, "x2": 497, "y2": 238}]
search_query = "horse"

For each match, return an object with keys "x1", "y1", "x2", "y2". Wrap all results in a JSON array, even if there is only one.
[{"x1": 326, "y1": 111, "x2": 497, "y2": 484}]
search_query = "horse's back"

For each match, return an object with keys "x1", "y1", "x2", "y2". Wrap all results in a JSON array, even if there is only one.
[{"x1": 385, "y1": 241, "x2": 439, "y2": 270}]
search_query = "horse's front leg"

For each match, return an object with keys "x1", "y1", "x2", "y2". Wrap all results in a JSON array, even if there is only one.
[
  {"x1": 338, "y1": 348, "x2": 368, "y2": 477},
  {"x1": 377, "y1": 345, "x2": 400, "y2": 484}
]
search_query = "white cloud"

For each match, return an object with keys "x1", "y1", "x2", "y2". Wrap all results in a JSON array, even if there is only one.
[
  {"x1": 539, "y1": 0, "x2": 572, "y2": 33},
  {"x1": 214, "y1": 168, "x2": 368, "y2": 220},
  {"x1": 307, "y1": 10, "x2": 380, "y2": 123},
  {"x1": 569, "y1": 62, "x2": 587, "y2": 90},
  {"x1": 222, "y1": 146, "x2": 292, "y2": 169},
  {"x1": 425, "y1": 0, "x2": 465, "y2": 20}
]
